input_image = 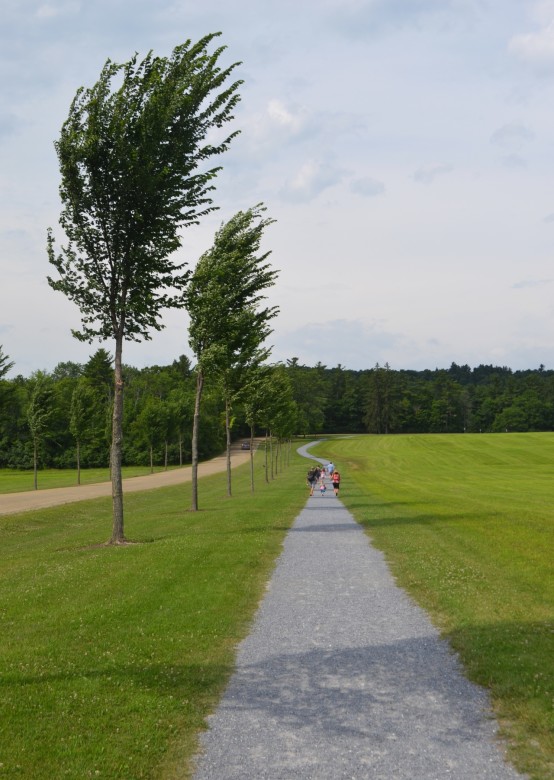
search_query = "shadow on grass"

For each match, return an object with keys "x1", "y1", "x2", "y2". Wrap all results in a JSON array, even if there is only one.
[{"x1": 0, "y1": 660, "x2": 234, "y2": 698}]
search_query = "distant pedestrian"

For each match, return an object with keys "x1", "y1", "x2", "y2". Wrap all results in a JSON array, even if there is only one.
[
  {"x1": 331, "y1": 469, "x2": 341, "y2": 496},
  {"x1": 327, "y1": 462, "x2": 334, "y2": 479},
  {"x1": 307, "y1": 467, "x2": 318, "y2": 496}
]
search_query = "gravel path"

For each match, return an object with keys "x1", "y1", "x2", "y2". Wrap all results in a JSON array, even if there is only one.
[
  {"x1": 192, "y1": 443, "x2": 524, "y2": 780},
  {"x1": 0, "y1": 447, "x2": 253, "y2": 516}
]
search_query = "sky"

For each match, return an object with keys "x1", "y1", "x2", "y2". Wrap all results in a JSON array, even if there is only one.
[{"x1": 2, "y1": 0, "x2": 554, "y2": 377}]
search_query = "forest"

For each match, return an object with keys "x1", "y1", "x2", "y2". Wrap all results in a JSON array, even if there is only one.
[{"x1": 1, "y1": 345, "x2": 553, "y2": 472}]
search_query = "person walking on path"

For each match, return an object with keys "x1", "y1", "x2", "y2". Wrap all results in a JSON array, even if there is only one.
[
  {"x1": 331, "y1": 468, "x2": 341, "y2": 496},
  {"x1": 306, "y1": 466, "x2": 318, "y2": 496},
  {"x1": 326, "y1": 460, "x2": 334, "y2": 479},
  {"x1": 192, "y1": 443, "x2": 523, "y2": 780}
]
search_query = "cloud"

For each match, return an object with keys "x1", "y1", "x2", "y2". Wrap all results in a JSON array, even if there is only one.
[
  {"x1": 280, "y1": 160, "x2": 346, "y2": 202},
  {"x1": 543, "y1": 212, "x2": 554, "y2": 223},
  {"x1": 35, "y1": 2, "x2": 81, "y2": 20},
  {"x1": 490, "y1": 123, "x2": 533, "y2": 168},
  {"x1": 412, "y1": 163, "x2": 453, "y2": 184},
  {"x1": 509, "y1": 16, "x2": 554, "y2": 67},
  {"x1": 325, "y1": 0, "x2": 461, "y2": 40},
  {"x1": 350, "y1": 177, "x2": 385, "y2": 198},
  {"x1": 274, "y1": 318, "x2": 408, "y2": 370},
  {"x1": 512, "y1": 279, "x2": 552, "y2": 289},
  {"x1": 0, "y1": 113, "x2": 22, "y2": 140},
  {"x1": 501, "y1": 153, "x2": 527, "y2": 168},
  {"x1": 490, "y1": 122, "x2": 534, "y2": 149}
]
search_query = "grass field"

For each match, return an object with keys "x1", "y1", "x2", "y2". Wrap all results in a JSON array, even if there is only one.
[
  {"x1": 311, "y1": 433, "x2": 554, "y2": 780},
  {"x1": 0, "y1": 465, "x2": 181, "y2": 493},
  {"x1": 0, "y1": 452, "x2": 308, "y2": 779}
]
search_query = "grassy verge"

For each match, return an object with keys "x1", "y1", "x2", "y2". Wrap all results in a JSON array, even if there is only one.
[
  {"x1": 0, "y1": 465, "x2": 182, "y2": 493},
  {"x1": 311, "y1": 433, "x2": 554, "y2": 780},
  {"x1": 0, "y1": 451, "x2": 307, "y2": 779}
]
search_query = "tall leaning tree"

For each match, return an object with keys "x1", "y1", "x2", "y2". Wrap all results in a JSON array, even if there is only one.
[
  {"x1": 184, "y1": 206, "x2": 278, "y2": 510},
  {"x1": 47, "y1": 34, "x2": 242, "y2": 544}
]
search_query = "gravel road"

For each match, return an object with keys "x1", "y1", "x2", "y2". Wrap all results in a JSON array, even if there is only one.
[
  {"x1": 192, "y1": 443, "x2": 524, "y2": 779},
  {"x1": 0, "y1": 447, "x2": 252, "y2": 516}
]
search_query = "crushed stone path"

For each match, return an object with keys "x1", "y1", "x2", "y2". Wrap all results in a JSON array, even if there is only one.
[{"x1": 192, "y1": 443, "x2": 524, "y2": 780}]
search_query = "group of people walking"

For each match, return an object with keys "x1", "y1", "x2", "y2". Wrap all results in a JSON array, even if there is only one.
[{"x1": 306, "y1": 461, "x2": 341, "y2": 497}]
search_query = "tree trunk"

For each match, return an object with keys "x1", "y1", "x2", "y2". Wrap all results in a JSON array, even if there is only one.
[
  {"x1": 109, "y1": 336, "x2": 125, "y2": 544},
  {"x1": 164, "y1": 441, "x2": 168, "y2": 471},
  {"x1": 225, "y1": 397, "x2": 232, "y2": 498},
  {"x1": 150, "y1": 444, "x2": 154, "y2": 474},
  {"x1": 191, "y1": 369, "x2": 204, "y2": 511},
  {"x1": 269, "y1": 431, "x2": 274, "y2": 480},
  {"x1": 179, "y1": 434, "x2": 183, "y2": 467},
  {"x1": 76, "y1": 439, "x2": 81, "y2": 485},
  {"x1": 264, "y1": 430, "x2": 269, "y2": 484},
  {"x1": 33, "y1": 440, "x2": 38, "y2": 491},
  {"x1": 250, "y1": 425, "x2": 255, "y2": 493}
]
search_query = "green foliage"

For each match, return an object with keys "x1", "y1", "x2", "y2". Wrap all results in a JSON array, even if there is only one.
[
  {"x1": 26, "y1": 373, "x2": 54, "y2": 452},
  {"x1": 47, "y1": 34, "x2": 242, "y2": 344},
  {"x1": 0, "y1": 344, "x2": 14, "y2": 379},
  {"x1": 185, "y1": 205, "x2": 278, "y2": 372},
  {"x1": 312, "y1": 433, "x2": 554, "y2": 780},
  {"x1": 4, "y1": 360, "x2": 554, "y2": 473}
]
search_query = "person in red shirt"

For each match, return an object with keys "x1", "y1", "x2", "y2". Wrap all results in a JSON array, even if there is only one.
[{"x1": 331, "y1": 469, "x2": 341, "y2": 496}]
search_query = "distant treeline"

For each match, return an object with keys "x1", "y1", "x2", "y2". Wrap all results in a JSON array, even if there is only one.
[
  {"x1": 289, "y1": 359, "x2": 554, "y2": 435},
  {"x1": 1, "y1": 352, "x2": 553, "y2": 470}
]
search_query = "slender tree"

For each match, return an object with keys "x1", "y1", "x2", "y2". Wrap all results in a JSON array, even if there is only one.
[
  {"x1": 26, "y1": 373, "x2": 53, "y2": 490},
  {"x1": 69, "y1": 379, "x2": 95, "y2": 484},
  {"x1": 47, "y1": 35, "x2": 241, "y2": 543},
  {"x1": 184, "y1": 205, "x2": 278, "y2": 509},
  {"x1": 242, "y1": 364, "x2": 295, "y2": 490}
]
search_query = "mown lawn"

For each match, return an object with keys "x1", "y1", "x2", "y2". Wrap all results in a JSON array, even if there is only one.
[
  {"x1": 312, "y1": 433, "x2": 554, "y2": 780},
  {"x1": 0, "y1": 451, "x2": 307, "y2": 779}
]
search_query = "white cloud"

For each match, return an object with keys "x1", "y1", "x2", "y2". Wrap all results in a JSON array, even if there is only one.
[
  {"x1": 509, "y1": 5, "x2": 554, "y2": 67},
  {"x1": 36, "y1": 2, "x2": 80, "y2": 19},
  {"x1": 274, "y1": 318, "x2": 409, "y2": 370},
  {"x1": 490, "y1": 122, "x2": 534, "y2": 149},
  {"x1": 267, "y1": 99, "x2": 303, "y2": 131},
  {"x1": 280, "y1": 160, "x2": 345, "y2": 202},
  {"x1": 325, "y1": 0, "x2": 464, "y2": 40},
  {"x1": 512, "y1": 279, "x2": 552, "y2": 289},
  {"x1": 412, "y1": 164, "x2": 453, "y2": 184},
  {"x1": 500, "y1": 153, "x2": 527, "y2": 168},
  {"x1": 350, "y1": 177, "x2": 385, "y2": 198}
]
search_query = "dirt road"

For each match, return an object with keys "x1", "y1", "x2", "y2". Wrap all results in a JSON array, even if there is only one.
[{"x1": 0, "y1": 448, "x2": 253, "y2": 516}]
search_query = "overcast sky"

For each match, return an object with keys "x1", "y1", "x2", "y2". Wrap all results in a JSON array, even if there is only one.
[{"x1": 2, "y1": 0, "x2": 554, "y2": 377}]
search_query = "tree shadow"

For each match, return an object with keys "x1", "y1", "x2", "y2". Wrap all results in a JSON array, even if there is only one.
[{"x1": 195, "y1": 635, "x2": 523, "y2": 778}]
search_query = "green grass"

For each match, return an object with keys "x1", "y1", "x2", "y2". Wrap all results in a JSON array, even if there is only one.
[
  {"x1": 312, "y1": 433, "x2": 554, "y2": 780},
  {"x1": 0, "y1": 452, "x2": 307, "y2": 779},
  {"x1": 0, "y1": 465, "x2": 181, "y2": 493}
]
